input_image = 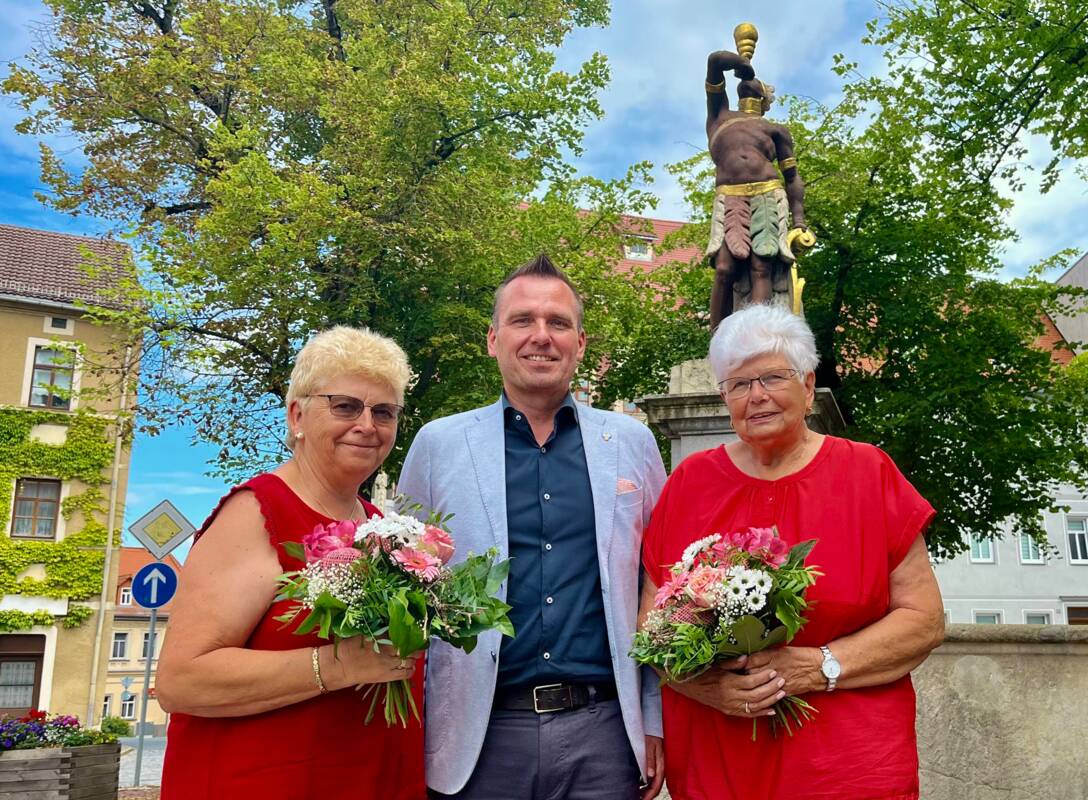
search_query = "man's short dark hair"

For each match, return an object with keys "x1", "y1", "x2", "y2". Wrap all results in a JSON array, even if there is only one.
[{"x1": 491, "y1": 253, "x2": 585, "y2": 329}]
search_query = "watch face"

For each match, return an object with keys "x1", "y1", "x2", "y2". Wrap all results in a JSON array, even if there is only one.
[{"x1": 823, "y1": 657, "x2": 842, "y2": 680}]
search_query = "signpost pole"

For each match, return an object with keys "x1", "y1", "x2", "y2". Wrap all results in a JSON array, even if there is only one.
[{"x1": 133, "y1": 604, "x2": 157, "y2": 787}]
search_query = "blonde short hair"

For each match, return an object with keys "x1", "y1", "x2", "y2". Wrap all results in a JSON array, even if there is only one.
[{"x1": 285, "y1": 326, "x2": 411, "y2": 447}]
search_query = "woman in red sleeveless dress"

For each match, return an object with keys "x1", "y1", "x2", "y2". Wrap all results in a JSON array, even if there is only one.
[
  {"x1": 639, "y1": 305, "x2": 945, "y2": 800},
  {"x1": 158, "y1": 328, "x2": 426, "y2": 799}
]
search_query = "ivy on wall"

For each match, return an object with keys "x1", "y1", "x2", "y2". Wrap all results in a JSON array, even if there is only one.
[{"x1": 0, "y1": 408, "x2": 119, "y2": 632}]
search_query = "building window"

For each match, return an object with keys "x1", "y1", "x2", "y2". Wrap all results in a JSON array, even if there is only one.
[
  {"x1": 1067, "y1": 518, "x2": 1088, "y2": 564},
  {"x1": 50, "y1": 317, "x2": 68, "y2": 330},
  {"x1": 111, "y1": 632, "x2": 128, "y2": 660},
  {"x1": 1024, "y1": 611, "x2": 1051, "y2": 625},
  {"x1": 142, "y1": 631, "x2": 156, "y2": 660},
  {"x1": 973, "y1": 611, "x2": 1001, "y2": 624},
  {"x1": 119, "y1": 587, "x2": 132, "y2": 606},
  {"x1": 1019, "y1": 534, "x2": 1044, "y2": 564},
  {"x1": 120, "y1": 693, "x2": 136, "y2": 719},
  {"x1": 11, "y1": 479, "x2": 61, "y2": 540},
  {"x1": 623, "y1": 238, "x2": 654, "y2": 262},
  {"x1": 28, "y1": 346, "x2": 75, "y2": 410},
  {"x1": 0, "y1": 661, "x2": 37, "y2": 710},
  {"x1": 969, "y1": 535, "x2": 994, "y2": 563},
  {"x1": 102, "y1": 694, "x2": 112, "y2": 718},
  {"x1": 1068, "y1": 606, "x2": 1088, "y2": 626},
  {"x1": 0, "y1": 635, "x2": 45, "y2": 714}
]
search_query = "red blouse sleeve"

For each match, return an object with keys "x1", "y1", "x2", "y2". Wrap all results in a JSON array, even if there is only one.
[{"x1": 876, "y1": 447, "x2": 936, "y2": 571}]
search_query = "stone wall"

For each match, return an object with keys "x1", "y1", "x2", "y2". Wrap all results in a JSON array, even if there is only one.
[{"x1": 915, "y1": 624, "x2": 1088, "y2": 800}]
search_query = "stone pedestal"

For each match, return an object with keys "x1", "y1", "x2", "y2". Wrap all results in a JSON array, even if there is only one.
[{"x1": 639, "y1": 358, "x2": 845, "y2": 470}]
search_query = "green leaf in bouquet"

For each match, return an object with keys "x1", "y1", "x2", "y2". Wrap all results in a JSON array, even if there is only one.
[
  {"x1": 731, "y1": 615, "x2": 767, "y2": 653},
  {"x1": 715, "y1": 639, "x2": 745, "y2": 657},
  {"x1": 282, "y1": 541, "x2": 307, "y2": 561},
  {"x1": 784, "y1": 538, "x2": 818, "y2": 569},
  {"x1": 485, "y1": 559, "x2": 511, "y2": 596},
  {"x1": 761, "y1": 625, "x2": 788, "y2": 648},
  {"x1": 292, "y1": 607, "x2": 326, "y2": 636},
  {"x1": 387, "y1": 594, "x2": 427, "y2": 657}
]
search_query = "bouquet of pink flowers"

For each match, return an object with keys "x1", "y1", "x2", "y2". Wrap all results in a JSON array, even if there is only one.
[
  {"x1": 631, "y1": 526, "x2": 821, "y2": 738},
  {"x1": 276, "y1": 502, "x2": 513, "y2": 726}
]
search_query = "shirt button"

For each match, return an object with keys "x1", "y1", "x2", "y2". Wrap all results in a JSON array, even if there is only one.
[
  {"x1": 543, "y1": 492, "x2": 551, "y2": 501},
  {"x1": 540, "y1": 446, "x2": 547, "y2": 453},
  {"x1": 543, "y1": 652, "x2": 551, "y2": 660},
  {"x1": 515, "y1": 414, "x2": 522, "y2": 421},
  {"x1": 546, "y1": 596, "x2": 554, "y2": 604},
  {"x1": 545, "y1": 543, "x2": 553, "y2": 551}
]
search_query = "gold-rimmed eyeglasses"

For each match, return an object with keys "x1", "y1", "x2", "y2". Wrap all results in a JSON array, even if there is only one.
[
  {"x1": 306, "y1": 394, "x2": 404, "y2": 426},
  {"x1": 718, "y1": 369, "x2": 799, "y2": 399}
]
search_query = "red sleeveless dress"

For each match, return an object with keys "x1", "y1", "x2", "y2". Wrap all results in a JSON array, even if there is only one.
[{"x1": 161, "y1": 473, "x2": 426, "y2": 800}]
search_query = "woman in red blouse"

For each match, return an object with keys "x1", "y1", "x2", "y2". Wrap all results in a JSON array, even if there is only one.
[
  {"x1": 639, "y1": 304, "x2": 944, "y2": 800},
  {"x1": 157, "y1": 327, "x2": 425, "y2": 800}
]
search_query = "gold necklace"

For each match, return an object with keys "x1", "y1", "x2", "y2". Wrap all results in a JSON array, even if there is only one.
[{"x1": 311, "y1": 493, "x2": 363, "y2": 522}]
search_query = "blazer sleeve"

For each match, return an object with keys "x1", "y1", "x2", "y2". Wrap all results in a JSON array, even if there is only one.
[
  {"x1": 638, "y1": 424, "x2": 666, "y2": 738},
  {"x1": 397, "y1": 424, "x2": 433, "y2": 515}
]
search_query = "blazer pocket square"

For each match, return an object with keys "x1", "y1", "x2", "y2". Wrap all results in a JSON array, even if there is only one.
[{"x1": 617, "y1": 478, "x2": 640, "y2": 494}]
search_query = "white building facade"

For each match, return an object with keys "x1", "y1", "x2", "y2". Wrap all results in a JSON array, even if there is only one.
[{"x1": 934, "y1": 483, "x2": 1088, "y2": 625}]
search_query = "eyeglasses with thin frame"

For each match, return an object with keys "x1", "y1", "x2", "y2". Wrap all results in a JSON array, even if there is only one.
[
  {"x1": 718, "y1": 369, "x2": 800, "y2": 399},
  {"x1": 306, "y1": 394, "x2": 404, "y2": 426}
]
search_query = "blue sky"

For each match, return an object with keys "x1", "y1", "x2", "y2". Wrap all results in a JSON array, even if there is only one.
[{"x1": 3, "y1": 1, "x2": 1087, "y2": 555}]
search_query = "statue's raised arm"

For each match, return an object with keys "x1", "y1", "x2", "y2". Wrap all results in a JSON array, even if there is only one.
[{"x1": 704, "y1": 23, "x2": 815, "y2": 330}]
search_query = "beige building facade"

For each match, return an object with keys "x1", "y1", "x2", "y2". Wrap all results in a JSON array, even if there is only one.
[{"x1": 0, "y1": 223, "x2": 137, "y2": 724}]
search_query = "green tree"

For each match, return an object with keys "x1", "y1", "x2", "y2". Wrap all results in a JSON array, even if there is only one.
[
  {"x1": 4, "y1": 0, "x2": 661, "y2": 478},
  {"x1": 864, "y1": 0, "x2": 1088, "y2": 190},
  {"x1": 595, "y1": 81, "x2": 1088, "y2": 557}
]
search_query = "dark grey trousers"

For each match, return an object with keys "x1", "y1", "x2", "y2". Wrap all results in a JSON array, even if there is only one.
[{"x1": 428, "y1": 698, "x2": 641, "y2": 800}]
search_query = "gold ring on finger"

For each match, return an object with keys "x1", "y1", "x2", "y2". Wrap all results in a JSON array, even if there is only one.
[
  {"x1": 744, "y1": 701, "x2": 750, "y2": 714},
  {"x1": 399, "y1": 659, "x2": 410, "y2": 670}
]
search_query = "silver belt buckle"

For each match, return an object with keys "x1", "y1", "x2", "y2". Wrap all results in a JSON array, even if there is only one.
[{"x1": 532, "y1": 683, "x2": 567, "y2": 714}]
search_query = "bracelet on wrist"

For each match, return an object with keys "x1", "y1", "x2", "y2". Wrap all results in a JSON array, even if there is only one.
[{"x1": 312, "y1": 646, "x2": 329, "y2": 694}]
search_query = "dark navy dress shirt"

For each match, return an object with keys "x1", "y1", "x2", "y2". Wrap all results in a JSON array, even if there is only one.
[{"x1": 496, "y1": 394, "x2": 613, "y2": 689}]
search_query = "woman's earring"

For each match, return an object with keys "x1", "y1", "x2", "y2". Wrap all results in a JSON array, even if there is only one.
[{"x1": 296, "y1": 430, "x2": 305, "y2": 440}]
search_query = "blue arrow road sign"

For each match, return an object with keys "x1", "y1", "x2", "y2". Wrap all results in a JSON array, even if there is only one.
[{"x1": 131, "y1": 562, "x2": 178, "y2": 609}]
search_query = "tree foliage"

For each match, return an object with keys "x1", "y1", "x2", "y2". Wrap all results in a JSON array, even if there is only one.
[
  {"x1": 4, "y1": 0, "x2": 661, "y2": 478},
  {"x1": 864, "y1": 0, "x2": 1088, "y2": 190}
]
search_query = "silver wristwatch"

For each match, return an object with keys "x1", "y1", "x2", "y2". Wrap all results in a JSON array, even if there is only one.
[{"x1": 819, "y1": 645, "x2": 841, "y2": 691}]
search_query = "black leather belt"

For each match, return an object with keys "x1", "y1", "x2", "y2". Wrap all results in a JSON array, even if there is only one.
[{"x1": 494, "y1": 682, "x2": 618, "y2": 714}]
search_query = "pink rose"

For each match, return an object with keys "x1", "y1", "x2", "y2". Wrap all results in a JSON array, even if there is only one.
[
  {"x1": 684, "y1": 565, "x2": 726, "y2": 608},
  {"x1": 392, "y1": 547, "x2": 442, "y2": 582},
  {"x1": 742, "y1": 526, "x2": 789, "y2": 567},
  {"x1": 654, "y1": 571, "x2": 689, "y2": 608},
  {"x1": 302, "y1": 519, "x2": 358, "y2": 563},
  {"x1": 417, "y1": 525, "x2": 455, "y2": 564}
]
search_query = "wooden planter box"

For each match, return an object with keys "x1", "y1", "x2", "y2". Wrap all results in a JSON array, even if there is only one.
[{"x1": 0, "y1": 742, "x2": 120, "y2": 799}]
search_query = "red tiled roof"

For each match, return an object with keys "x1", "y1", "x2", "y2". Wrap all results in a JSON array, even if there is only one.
[
  {"x1": 0, "y1": 223, "x2": 134, "y2": 309},
  {"x1": 1036, "y1": 312, "x2": 1074, "y2": 365},
  {"x1": 614, "y1": 214, "x2": 702, "y2": 275}
]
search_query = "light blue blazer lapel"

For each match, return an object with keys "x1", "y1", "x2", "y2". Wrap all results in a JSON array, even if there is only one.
[
  {"x1": 578, "y1": 405, "x2": 618, "y2": 567},
  {"x1": 464, "y1": 400, "x2": 509, "y2": 560}
]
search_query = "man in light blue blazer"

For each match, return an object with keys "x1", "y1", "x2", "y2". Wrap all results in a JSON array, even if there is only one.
[{"x1": 398, "y1": 255, "x2": 666, "y2": 799}]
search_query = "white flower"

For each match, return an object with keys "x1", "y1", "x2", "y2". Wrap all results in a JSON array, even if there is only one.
[
  {"x1": 301, "y1": 562, "x2": 366, "y2": 607},
  {"x1": 354, "y1": 510, "x2": 426, "y2": 547},
  {"x1": 745, "y1": 592, "x2": 767, "y2": 613},
  {"x1": 735, "y1": 569, "x2": 757, "y2": 589},
  {"x1": 750, "y1": 570, "x2": 772, "y2": 594},
  {"x1": 681, "y1": 534, "x2": 722, "y2": 568}
]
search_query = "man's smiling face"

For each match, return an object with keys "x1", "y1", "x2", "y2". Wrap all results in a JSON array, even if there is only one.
[{"x1": 487, "y1": 275, "x2": 586, "y2": 402}]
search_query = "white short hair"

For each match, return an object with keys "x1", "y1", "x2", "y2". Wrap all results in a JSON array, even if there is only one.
[
  {"x1": 708, "y1": 304, "x2": 819, "y2": 383},
  {"x1": 285, "y1": 326, "x2": 411, "y2": 448}
]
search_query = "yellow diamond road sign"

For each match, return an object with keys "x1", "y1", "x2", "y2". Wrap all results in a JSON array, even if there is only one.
[{"x1": 129, "y1": 500, "x2": 195, "y2": 559}]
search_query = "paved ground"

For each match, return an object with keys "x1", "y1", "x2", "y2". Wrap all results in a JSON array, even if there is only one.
[{"x1": 119, "y1": 736, "x2": 165, "y2": 788}]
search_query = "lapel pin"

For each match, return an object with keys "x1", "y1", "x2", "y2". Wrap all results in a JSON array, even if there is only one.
[{"x1": 602, "y1": 432, "x2": 612, "y2": 442}]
